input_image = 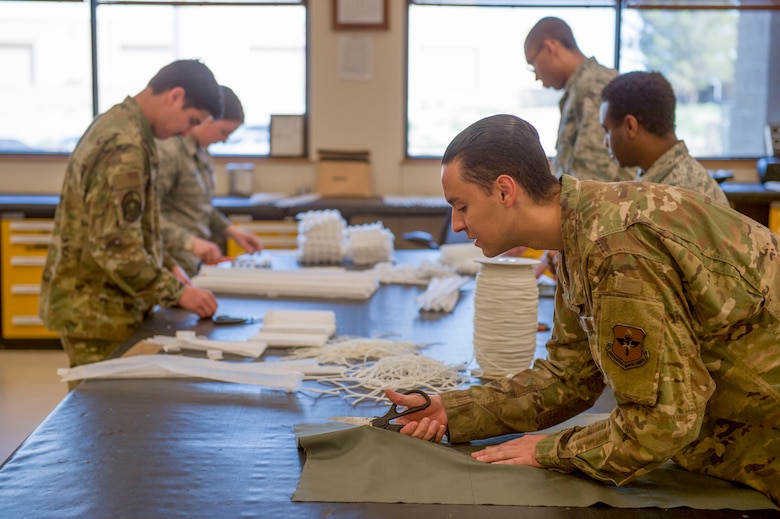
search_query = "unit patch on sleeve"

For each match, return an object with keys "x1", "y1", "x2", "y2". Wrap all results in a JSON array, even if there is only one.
[
  {"x1": 121, "y1": 191, "x2": 143, "y2": 223},
  {"x1": 608, "y1": 324, "x2": 649, "y2": 369}
]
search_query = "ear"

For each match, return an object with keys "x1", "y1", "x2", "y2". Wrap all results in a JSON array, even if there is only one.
[
  {"x1": 165, "y1": 86, "x2": 186, "y2": 107},
  {"x1": 495, "y1": 174, "x2": 517, "y2": 208},
  {"x1": 623, "y1": 114, "x2": 640, "y2": 138}
]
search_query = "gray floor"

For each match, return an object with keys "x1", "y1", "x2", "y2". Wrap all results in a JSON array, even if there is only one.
[{"x1": 0, "y1": 349, "x2": 69, "y2": 463}]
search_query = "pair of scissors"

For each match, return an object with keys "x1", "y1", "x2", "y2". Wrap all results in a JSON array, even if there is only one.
[{"x1": 330, "y1": 389, "x2": 431, "y2": 432}]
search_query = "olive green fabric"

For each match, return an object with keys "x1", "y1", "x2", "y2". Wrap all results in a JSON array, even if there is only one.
[{"x1": 293, "y1": 423, "x2": 778, "y2": 510}]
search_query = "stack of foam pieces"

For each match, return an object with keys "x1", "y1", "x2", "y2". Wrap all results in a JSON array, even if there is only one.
[
  {"x1": 57, "y1": 310, "x2": 343, "y2": 390},
  {"x1": 296, "y1": 209, "x2": 347, "y2": 265},
  {"x1": 345, "y1": 221, "x2": 394, "y2": 266}
]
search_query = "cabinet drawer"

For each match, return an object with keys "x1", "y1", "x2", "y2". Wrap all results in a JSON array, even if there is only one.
[
  {"x1": 2, "y1": 292, "x2": 57, "y2": 339},
  {"x1": 2, "y1": 218, "x2": 57, "y2": 340}
]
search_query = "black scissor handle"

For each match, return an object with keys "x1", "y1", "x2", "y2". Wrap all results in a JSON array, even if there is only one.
[{"x1": 371, "y1": 389, "x2": 432, "y2": 431}]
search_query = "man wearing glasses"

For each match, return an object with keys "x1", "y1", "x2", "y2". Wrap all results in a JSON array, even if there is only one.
[{"x1": 525, "y1": 17, "x2": 634, "y2": 182}]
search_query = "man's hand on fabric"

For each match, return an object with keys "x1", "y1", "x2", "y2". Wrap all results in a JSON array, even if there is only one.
[{"x1": 471, "y1": 434, "x2": 548, "y2": 467}]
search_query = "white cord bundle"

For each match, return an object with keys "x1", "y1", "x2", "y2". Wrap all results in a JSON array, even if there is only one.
[
  {"x1": 296, "y1": 209, "x2": 347, "y2": 264},
  {"x1": 346, "y1": 221, "x2": 395, "y2": 266},
  {"x1": 416, "y1": 275, "x2": 471, "y2": 313},
  {"x1": 472, "y1": 258, "x2": 539, "y2": 379}
]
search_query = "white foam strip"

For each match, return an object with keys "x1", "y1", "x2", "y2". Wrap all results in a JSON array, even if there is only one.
[
  {"x1": 262, "y1": 310, "x2": 337, "y2": 336},
  {"x1": 57, "y1": 355, "x2": 302, "y2": 391},
  {"x1": 192, "y1": 267, "x2": 378, "y2": 300}
]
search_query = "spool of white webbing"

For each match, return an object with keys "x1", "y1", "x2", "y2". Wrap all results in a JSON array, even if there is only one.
[{"x1": 472, "y1": 257, "x2": 539, "y2": 379}]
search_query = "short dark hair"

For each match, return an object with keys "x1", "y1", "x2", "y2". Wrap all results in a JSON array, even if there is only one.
[
  {"x1": 148, "y1": 59, "x2": 223, "y2": 119},
  {"x1": 442, "y1": 114, "x2": 558, "y2": 204},
  {"x1": 601, "y1": 71, "x2": 676, "y2": 137},
  {"x1": 220, "y1": 86, "x2": 245, "y2": 124},
  {"x1": 526, "y1": 17, "x2": 579, "y2": 53}
]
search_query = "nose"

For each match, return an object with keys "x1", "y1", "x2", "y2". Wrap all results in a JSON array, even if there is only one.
[{"x1": 450, "y1": 210, "x2": 466, "y2": 233}]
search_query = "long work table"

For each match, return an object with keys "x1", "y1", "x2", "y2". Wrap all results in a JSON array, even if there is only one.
[{"x1": 0, "y1": 250, "x2": 777, "y2": 518}]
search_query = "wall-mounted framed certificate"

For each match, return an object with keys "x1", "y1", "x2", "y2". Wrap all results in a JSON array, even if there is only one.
[
  {"x1": 269, "y1": 114, "x2": 306, "y2": 158},
  {"x1": 332, "y1": 0, "x2": 388, "y2": 31}
]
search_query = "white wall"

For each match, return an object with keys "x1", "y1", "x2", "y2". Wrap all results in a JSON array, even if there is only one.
[{"x1": 0, "y1": 1, "x2": 445, "y2": 197}]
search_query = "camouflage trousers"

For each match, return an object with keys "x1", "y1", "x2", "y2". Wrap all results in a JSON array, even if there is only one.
[{"x1": 60, "y1": 336, "x2": 124, "y2": 390}]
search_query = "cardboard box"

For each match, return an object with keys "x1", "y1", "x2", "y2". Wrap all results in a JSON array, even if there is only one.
[{"x1": 316, "y1": 149, "x2": 372, "y2": 197}]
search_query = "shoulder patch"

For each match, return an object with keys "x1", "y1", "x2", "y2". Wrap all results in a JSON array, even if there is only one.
[
  {"x1": 608, "y1": 324, "x2": 649, "y2": 369},
  {"x1": 122, "y1": 191, "x2": 143, "y2": 222}
]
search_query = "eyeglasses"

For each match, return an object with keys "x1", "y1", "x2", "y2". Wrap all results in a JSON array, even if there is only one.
[{"x1": 526, "y1": 44, "x2": 545, "y2": 73}]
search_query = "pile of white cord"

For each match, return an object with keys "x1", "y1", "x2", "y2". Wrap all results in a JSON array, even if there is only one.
[
  {"x1": 286, "y1": 336, "x2": 422, "y2": 365},
  {"x1": 289, "y1": 337, "x2": 468, "y2": 404},
  {"x1": 329, "y1": 354, "x2": 467, "y2": 404},
  {"x1": 472, "y1": 259, "x2": 539, "y2": 379},
  {"x1": 296, "y1": 209, "x2": 348, "y2": 264}
]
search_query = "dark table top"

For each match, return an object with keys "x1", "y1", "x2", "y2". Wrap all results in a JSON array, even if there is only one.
[
  {"x1": 0, "y1": 193, "x2": 451, "y2": 222},
  {"x1": 0, "y1": 250, "x2": 777, "y2": 518}
]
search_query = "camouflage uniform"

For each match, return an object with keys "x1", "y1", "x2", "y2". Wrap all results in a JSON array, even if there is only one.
[
  {"x1": 39, "y1": 97, "x2": 186, "y2": 366},
  {"x1": 638, "y1": 140, "x2": 729, "y2": 206},
  {"x1": 155, "y1": 134, "x2": 231, "y2": 277},
  {"x1": 555, "y1": 58, "x2": 635, "y2": 182},
  {"x1": 443, "y1": 175, "x2": 780, "y2": 504}
]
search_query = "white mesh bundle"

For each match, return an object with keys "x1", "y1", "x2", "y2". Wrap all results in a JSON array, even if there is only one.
[
  {"x1": 346, "y1": 221, "x2": 394, "y2": 266},
  {"x1": 296, "y1": 209, "x2": 347, "y2": 265}
]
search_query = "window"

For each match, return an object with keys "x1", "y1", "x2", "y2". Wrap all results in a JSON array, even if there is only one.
[
  {"x1": 407, "y1": 1, "x2": 780, "y2": 159},
  {"x1": 0, "y1": 0, "x2": 307, "y2": 156}
]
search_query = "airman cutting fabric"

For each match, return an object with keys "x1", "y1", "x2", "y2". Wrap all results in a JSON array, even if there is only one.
[{"x1": 388, "y1": 114, "x2": 780, "y2": 505}]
